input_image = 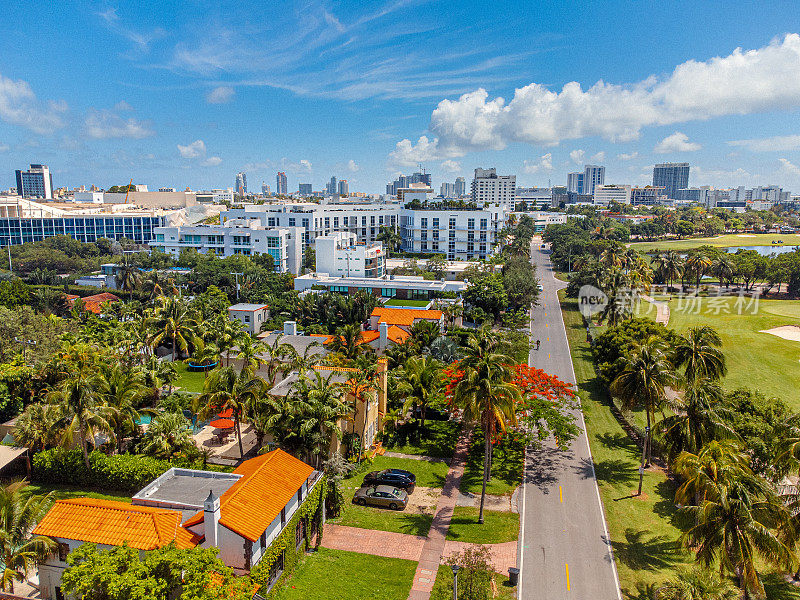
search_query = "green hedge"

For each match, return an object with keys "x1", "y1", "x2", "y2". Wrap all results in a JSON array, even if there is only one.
[{"x1": 32, "y1": 449, "x2": 230, "y2": 493}]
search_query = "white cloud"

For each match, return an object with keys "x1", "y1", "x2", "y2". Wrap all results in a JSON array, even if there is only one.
[
  {"x1": 690, "y1": 165, "x2": 758, "y2": 187},
  {"x1": 178, "y1": 140, "x2": 206, "y2": 158},
  {"x1": 388, "y1": 135, "x2": 442, "y2": 167},
  {"x1": 202, "y1": 156, "x2": 222, "y2": 167},
  {"x1": 569, "y1": 149, "x2": 585, "y2": 164},
  {"x1": 779, "y1": 158, "x2": 800, "y2": 176},
  {"x1": 84, "y1": 109, "x2": 153, "y2": 139},
  {"x1": 113, "y1": 100, "x2": 133, "y2": 111},
  {"x1": 440, "y1": 159, "x2": 461, "y2": 173},
  {"x1": 654, "y1": 131, "x2": 701, "y2": 153},
  {"x1": 590, "y1": 151, "x2": 606, "y2": 162},
  {"x1": 206, "y1": 86, "x2": 235, "y2": 104},
  {"x1": 393, "y1": 34, "x2": 800, "y2": 159},
  {"x1": 729, "y1": 134, "x2": 800, "y2": 152},
  {"x1": 524, "y1": 153, "x2": 553, "y2": 173},
  {"x1": 617, "y1": 151, "x2": 639, "y2": 161},
  {"x1": 0, "y1": 142, "x2": 8, "y2": 152},
  {"x1": 0, "y1": 74, "x2": 67, "y2": 134},
  {"x1": 347, "y1": 159, "x2": 360, "y2": 172},
  {"x1": 299, "y1": 159, "x2": 312, "y2": 173}
]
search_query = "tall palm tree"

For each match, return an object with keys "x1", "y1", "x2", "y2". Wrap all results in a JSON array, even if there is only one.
[
  {"x1": 674, "y1": 326, "x2": 727, "y2": 386},
  {"x1": 236, "y1": 335, "x2": 265, "y2": 375},
  {"x1": 451, "y1": 330, "x2": 521, "y2": 523},
  {"x1": 658, "y1": 250, "x2": 684, "y2": 292},
  {"x1": 148, "y1": 296, "x2": 197, "y2": 363},
  {"x1": 673, "y1": 439, "x2": 752, "y2": 507},
  {"x1": 47, "y1": 374, "x2": 113, "y2": 470},
  {"x1": 712, "y1": 255, "x2": 735, "y2": 290},
  {"x1": 611, "y1": 336, "x2": 675, "y2": 494},
  {"x1": 13, "y1": 404, "x2": 63, "y2": 452},
  {"x1": 659, "y1": 378, "x2": 736, "y2": 466},
  {"x1": 141, "y1": 271, "x2": 176, "y2": 299},
  {"x1": 196, "y1": 366, "x2": 266, "y2": 458},
  {"x1": 656, "y1": 568, "x2": 739, "y2": 600},
  {"x1": 685, "y1": 250, "x2": 713, "y2": 293},
  {"x1": 260, "y1": 334, "x2": 297, "y2": 387},
  {"x1": 139, "y1": 355, "x2": 178, "y2": 399},
  {"x1": 329, "y1": 324, "x2": 363, "y2": 360},
  {"x1": 115, "y1": 261, "x2": 142, "y2": 301},
  {"x1": 138, "y1": 412, "x2": 195, "y2": 460},
  {"x1": 376, "y1": 226, "x2": 402, "y2": 256},
  {"x1": 186, "y1": 337, "x2": 220, "y2": 379},
  {"x1": 94, "y1": 362, "x2": 145, "y2": 453},
  {"x1": 0, "y1": 481, "x2": 56, "y2": 593},
  {"x1": 400, "y1": 356, "x2": 442, "y2": 429}
]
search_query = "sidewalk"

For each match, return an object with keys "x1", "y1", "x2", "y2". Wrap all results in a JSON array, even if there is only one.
[{"x1": 408, "y1": 425, "x2": 473, "y2": 600}]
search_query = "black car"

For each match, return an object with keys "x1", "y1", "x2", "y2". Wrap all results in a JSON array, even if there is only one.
[{"x1": 363, "y1": 469, "x2": 416, "y2": 492}]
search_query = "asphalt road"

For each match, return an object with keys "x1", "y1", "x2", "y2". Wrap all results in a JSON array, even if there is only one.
[{"x1": 517, "y1": 242, "x2": 621, "y2": 600}]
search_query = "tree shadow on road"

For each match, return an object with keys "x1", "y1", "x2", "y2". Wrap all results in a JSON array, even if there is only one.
[
  {"x1": 611, "y1": 528, "x2": 682, "y2": 572},
  {"x1": 574, "y1": 457, "x2": 638, "y2": 486},
  {"x1": 524, "y1": 445, "x2": 569, "y2": 493}
]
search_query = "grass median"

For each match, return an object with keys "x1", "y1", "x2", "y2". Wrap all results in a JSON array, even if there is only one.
[{"x1": 445, "y1": 507, "x2": 519, "y2": 544}]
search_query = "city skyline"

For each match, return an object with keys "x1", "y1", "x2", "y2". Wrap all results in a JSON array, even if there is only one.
[{"x1": 2, "y1": 2, "x2": 800, "y2": 193}]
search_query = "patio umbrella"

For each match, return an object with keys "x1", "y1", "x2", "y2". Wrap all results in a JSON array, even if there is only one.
[
  {"x1": 217, "y1": 408, "x2": 233, "y2": 418},
  {"x1": 209, "y1": 418, "x2": 235, "y2": 429}
]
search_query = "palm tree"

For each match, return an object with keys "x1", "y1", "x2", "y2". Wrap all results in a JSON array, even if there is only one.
[
  {"x1": 13, "y1": 404, "x2": 63, "y2": 452},
  {"x1": 186, "y1": 337, "x2": 220, "y2": 379},
  {"x1": 115, "y1": 261, "x2": 141, "y2": 301},
  {"x1": 260, "y1": 334, "x2": 297, "y2": 387},
  {"x1": 0, "y1": 481, "x2": 56, "y2": 593},
  {"x1": 343, "y1": 365, "x2": 378, "y2": 462},
  {"x1": 712, "y1": 255, "x2": 735, "y2": 290},
  {"x1": 236, "y1": 335, "x2": 265, "y2": 375},
  {"x1": 329, "y1": 324, "x2": 363, "y2": 360},
  {"x1": 148, "y1": 296, "x2": 197, "y2": 364},
  {"x1": 659, "y1": 378, "x2": 736, "y2": 466},
  {"x1": 400, "y1": 356, "x2": 442, "y2": 429},
  {"x1": 674, "y1": 326, "x2": 727, "y2": 386},
  {"x1": 48, "y1": 374, "x2": 113, "y2": 470},
  {"x1": 94, "y1": 362, "x2": 145, "y2": 453},
  {"x1": 138, "y1": 412, "x2": 195, "y2": 460},
  {"x1": 139, "y1": 355, "x2": 178, "y2": 399},
  {"x1": 685, "y1": 250, "x2": 713, "y2": 293},
  {"x1": 656, "y1": 568, "x2": 739, "y2": 600},
  {"x1": 196, "y1": 366, "x2": 266, "y2": 458},
  {"x1": 451, "y1": 330, "x2": 521, "y2": 523},
  {"x1": 611, "y1": 336, "x2": 675, "y2": 494},
  {"x1": 658, "y1": 250, "x2": 684, "y2": 292},
  {"x1": 673, "y1": 439, "x2": 753, "y2": 507},
  {"x1": 409, "y1": 320, "x2": 440, "y2": 350},
  {"x1": 141, "y1": 271, "x2": 176, "y2": 299},
  {"x1": 376, "y1": 226, "x2": 402, "y2": 256}
]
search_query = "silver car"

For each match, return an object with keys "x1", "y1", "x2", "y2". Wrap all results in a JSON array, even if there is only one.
[{"x1": 352, "y1": 485, "x2": 408, "y2": 510}]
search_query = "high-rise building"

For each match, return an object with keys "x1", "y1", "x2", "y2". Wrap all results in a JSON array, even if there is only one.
[
  {"x1": 261, "y1": 182, "x2": 270, "y2": 196},
  {"x1": 583, "y1": 165, "x2": 605, "y2": 196},
  {"x1": 454, "y1": 177, "x2": 466, "y2": 197},
  {"x1": 471, "y1": 168, "x2": 516, "y2": 207},
  {"x1": 299, "y1": 183, "x2": 313, "y2": 196},
  {"x1": 566, "y1": 172, "x2": 584, "y2": 194},
  {"x1": 652, "y1": 163, "x2": 689, "y2": 200},
  {"x1": 386, "y1": 171, "x2": 431, "y2": 195},
  {"x1": 276, "y1": 172, "x2": 288, "y2": 195},
  {"x1": 15, "y1": 164, "x2": 53, "y2": 199},
  {"x1": 337, "y1": 180, "x2": 349, "y2": 196},
  {"x1": 326, "y1": 176, "x2": 338, "y2": 196},
  {"x1": 235, "y1": 172, "x2": 247, "y2": 196},
  {"x1": 440, "y1": 182, "x2": 455, "y2": 197}
]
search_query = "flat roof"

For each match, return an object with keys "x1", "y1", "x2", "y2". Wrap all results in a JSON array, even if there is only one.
[
  {"x1": 228, "y1": 303, "x2": 269, "y2": 311},
  {"x1": 132, "y1": 468, "x2": 241, "y2": 511},
  {"x1": 296, "y1": 273, "x2": 466, "y2": 291}
]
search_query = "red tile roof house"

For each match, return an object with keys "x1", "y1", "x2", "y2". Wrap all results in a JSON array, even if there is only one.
[
  {"x1": 33, "y1": 449, "x2": 322, "y2": 600},
  {"x1": 368, "y1": 306, "x2": 444, "y2": 334}
]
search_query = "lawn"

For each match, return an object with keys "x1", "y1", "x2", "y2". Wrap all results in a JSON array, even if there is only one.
[
  {"x1": 445, "y1": 507, "x2": 519, "y2": 544},
  {"x1": 665, "y1": 296, "x2": 800, "y2": 406},
  {"x1": 629, "y1": 232, "x2": 800, "y2": 253},
  {"x1": 331, "y1": 455, "x2": 449, "y2": 537},
  {"x1": 561, "y1": 292, "x2": 800, "y2": 598},
  {"x1": 386, "y1": 420, "x2": 460, "y2": 458},
  {"x1": 383, "y1": 299, "x2": 431, "y2": 307},
  {"x1": 23, "y1": 482, "x2": 131, "y2": 503},
  {"x1": 173, "y1": 361, "x2": 208, "y2": 394},
  {"x1": 273, "y1": 547, "x2": 417, "y2": 600},
  {"x1": 460, "y1": 431, "x2": 524, "y2": 496},
  {"x1": 430, "y1": 565, "x2": 516, "y2": 599}
]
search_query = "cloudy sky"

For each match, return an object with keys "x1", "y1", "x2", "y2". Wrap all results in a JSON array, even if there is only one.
[{"x1": 2, "y1": 1, "x2": 800, "y2": 193}]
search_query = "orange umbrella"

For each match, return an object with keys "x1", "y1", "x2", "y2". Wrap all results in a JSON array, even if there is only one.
[
  {"x1": 217, "y1": 408, "x2": 233, "y2": 418},
  {"x1": 209, "y1": 418, "x2": 234, "y2": 429}
]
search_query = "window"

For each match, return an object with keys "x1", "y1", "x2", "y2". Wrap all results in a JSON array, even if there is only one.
[
  {"x1": 288, "y1": 218, "x2": 296, "y2": 226},
  {"x1": 449, "y1": 217, "x2": 456, "y2": 229},
  {"x1": 55, "y1": 588, "x2": 65, "y2": 600},
  {"x1": 480, "y1": 218, "x2": 487, "y2": 229},
  {"x1": 295, "y1": 518, "x2": 306, "y2": 550},
  {"x1": 266, "y1": 550, "x2": 285, "y2": 592},
  {"x1": 244, "y1": 315, "x2": 250, "y2": 323},
  {"x1": 467, "y1": 218, "x2": 475, "y2": 229},
  {"x1": 281, "y1": 507, "x2": 286, "y2": 528},
  {"x1": 433, "y1": 218, "x2": 439, "y2": 228},
  {"x1": 260, "y1": 529, "x2": 266, "y2": 549},
  {"x1": 334, "y1": 217, "x2": 339, "y2": 228},
  {"x1": 58, "y1": 542, "x2": 69, "y2": 562},
  {"x1": 420, "y1": 218, "x2": 428, "y2": 228}
]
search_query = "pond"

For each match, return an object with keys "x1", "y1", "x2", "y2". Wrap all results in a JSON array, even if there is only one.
[{"x1": 725, "y1": 245, "x2": 800, "y2": 256}]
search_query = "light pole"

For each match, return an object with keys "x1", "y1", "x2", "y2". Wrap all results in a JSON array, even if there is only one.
[
  {"x1": 230, "y1": 272, "x2": 243, "y2": 302},
  {"x1": 14, "y1": 337, "x2": 36, "y2": 365},
  {"x1": 451, "y1": 564, "x2": 460, "y2": 600}
]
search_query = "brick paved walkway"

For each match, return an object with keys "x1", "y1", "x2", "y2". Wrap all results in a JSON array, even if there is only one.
[
  {"x1": 322, "y1": 524, "x2": 426, "y2": 561},
  {"x1": 408, "y1": 425, "x2": 473, "y2": 600}
]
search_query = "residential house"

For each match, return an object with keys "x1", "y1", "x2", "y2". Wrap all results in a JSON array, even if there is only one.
[
  {"x1": 228, "y1": 303, "x2": 270, "y2": 335},
  {"x1": 64, "y1": 292, "x2": 121, "y2": 315},
  {"x1": 369, "y1": 307, "x2": 444, "y2": 333}
]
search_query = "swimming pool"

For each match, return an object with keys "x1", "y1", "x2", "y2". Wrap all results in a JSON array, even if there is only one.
[{"x1": 135, "y1": 414, "x2": 152, "y2": 425}]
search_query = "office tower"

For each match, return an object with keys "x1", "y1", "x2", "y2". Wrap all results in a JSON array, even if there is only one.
[
  {"x1": 454, "y1": 177, "x2": 466, "y2": 197},
  {"x1": 327, "y1": 176, "x2": 338, "y2": 196},
  {"x1": 15, "y1": 164, "x2": 53, "y2": 199},
  {"x1": 338, "y1": 179, "x2": 349, "y2": 196},
  {"x1": 652, "y1": 163, "x2": 690, "y2": 200},
  {"x1": 235, "y1": 172, "x2": 247, "y2": 196},
  {"x1": 299, "y1": 183, "x2": 313, "y2": 196},
  {"x1": 261, "y1": 182, "x2": 270, "y2": 196},
  {"x1": 440, "y1": 182, "x2": 455, "y2": 197},
  {"x1": 276, "y1": 172, "x2": 288, "y2": 195},
  {"x1": 470, "y1": 168, "x2": 516, "y2": 206},
  {"x1": 582, "y1": 165, "x2": 605, "y2": 196},
  {"x1": 566, "y1": 172, "x2": 584, "y2": 194}
]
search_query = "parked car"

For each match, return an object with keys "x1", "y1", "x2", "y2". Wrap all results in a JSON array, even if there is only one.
[
  {"x1": 363, "y1": 468, "x2": 416, "y2": 492},
  {"x1": 353, "y1": 485, "x2": 409, "y2": 510},
  {"x1": 412, "y1": 405, "x2": 449, "y2": 421}
]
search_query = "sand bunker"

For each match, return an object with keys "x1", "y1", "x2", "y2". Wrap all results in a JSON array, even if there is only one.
[{"x1": 761, "y1": 325, "x2": 800, "y2": 341}]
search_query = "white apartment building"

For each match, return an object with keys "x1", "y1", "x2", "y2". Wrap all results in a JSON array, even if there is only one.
[
  {"x1": 593, "y1": 184, "x2": 632, "y2": 206},
  {"x1": 514, "y1": 187, "x2": 553, "y2": 210},
  {"x1": 315, "y1": 231, "x2": 385, "y2": 278},
  {"x1": 221, "y1": 202, "x2": 399, "y2": 245},
  {"x1": 150, "y1": 220, "x2": 303, "y2": 274},
  {"x1": 583, "y1": 165, "x2": 605, "y2": 196},
  {"x1": 399, "y1": 205, "x2": 507, "y2": 260},
  {"x1": 471, "y1": 168, "x2": 516, "y2": 208}
]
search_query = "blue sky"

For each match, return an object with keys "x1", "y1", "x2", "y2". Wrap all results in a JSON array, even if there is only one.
[{"x1": 2, "y1": 1, "x2": 800, "y2": 194}]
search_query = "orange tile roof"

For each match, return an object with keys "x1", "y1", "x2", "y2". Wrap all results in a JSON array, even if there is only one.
[
  {"x1": 371, "y1": 307, "x2": 443, "y2": 327},
  {"x1": 315, "y1": 328, "x2": 409, "y2": 348},
  {"x1": 33, "y1": 499, "x2": 200, "y2": 550},
  {"x1": 66, "y1": 292, "x2": 121, "y2": 315},
  {"x1": 183, "y1": 449, "x2": 314, "y2": 542}
]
